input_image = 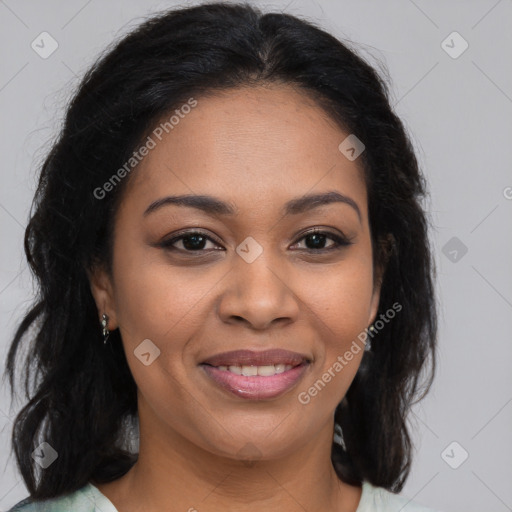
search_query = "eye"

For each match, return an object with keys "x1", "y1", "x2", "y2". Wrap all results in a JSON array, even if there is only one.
[
  {"x1": 158, "y1": 230, "x2": 223, "y2": 253},
  {"x1": 291, "y1": 228, "x2": 354, "y2": 252},
  {"x1": 158, "y1": 228, "x2": 354, "y2": 255}
]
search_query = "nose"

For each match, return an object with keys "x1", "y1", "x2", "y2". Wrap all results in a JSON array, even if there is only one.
[{"x1": 217, "y1": 252, "x2": 300, "y2": 330}]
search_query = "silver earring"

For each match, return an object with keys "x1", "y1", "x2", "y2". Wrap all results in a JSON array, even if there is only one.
[
  {"x1": 334, "y1": 423, "x2": 346, "y2": 450},
  {"x1": 101, "y1": 313, "x2": 110, "y2": 344},
  {"x1": 365, "y1": 324, "x2": 375, "y2": 352}
]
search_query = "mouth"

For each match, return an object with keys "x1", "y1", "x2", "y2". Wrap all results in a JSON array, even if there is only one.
[{"x1": 199, "y1": 349, "x2": 311, "y2": 400}]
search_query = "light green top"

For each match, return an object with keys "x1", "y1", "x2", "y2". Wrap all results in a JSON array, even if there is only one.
[{"x1": 8, "y1": 481, "x2": 442, "y2": 511}]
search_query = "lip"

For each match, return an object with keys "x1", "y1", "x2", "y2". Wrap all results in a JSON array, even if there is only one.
[
  {"x1": 200, "y1": 361, "x2": 310, "y2": 400},
  {"x1": 200, "y1": 349, "x2": 310, "y2": 367}
]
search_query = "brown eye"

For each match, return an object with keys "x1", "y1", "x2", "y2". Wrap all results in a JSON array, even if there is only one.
[
  {"x1": 292, "y1": 229, "x2": 353, "y2": 252},
  {"x1": 159, "y1": 231, "x2": 223, "y2": 253}
]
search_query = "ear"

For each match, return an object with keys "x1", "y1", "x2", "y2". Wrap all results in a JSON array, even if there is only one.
[
  {"x1": 86, "y1": 263, "x2": 119, "y2": 330},
  {"x1": 367, "y1": 233, "x2": 395, "y2": 326},
  {"x1": 368, "y1": 271, "x2": 382, "y2": 326}
]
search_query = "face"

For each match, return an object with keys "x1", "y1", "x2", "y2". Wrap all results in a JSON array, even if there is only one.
[{"x1": 90, "y1": 84, "x2": 383, "y2": 463}]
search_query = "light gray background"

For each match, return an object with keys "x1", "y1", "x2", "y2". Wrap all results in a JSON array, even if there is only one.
[{"x1": 1, "y1": 1, "x2": 511, "y2": 510}]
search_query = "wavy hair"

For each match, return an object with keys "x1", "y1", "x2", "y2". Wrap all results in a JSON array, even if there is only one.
[{"x1": 4, "y1": 1, "x2": 437, "y2": 499}]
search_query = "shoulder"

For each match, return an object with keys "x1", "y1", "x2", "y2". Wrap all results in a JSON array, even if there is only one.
[
  {"x1": 6, "y1": 483, "x2": 118, "y2": 512},
  {"x1": 357, "y1": 481, "x2": 443, "y2": 512}
]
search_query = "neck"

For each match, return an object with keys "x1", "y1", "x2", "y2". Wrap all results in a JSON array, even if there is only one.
[{"x1": 94, "y1": 404, "x2": 362, "y2": 512}]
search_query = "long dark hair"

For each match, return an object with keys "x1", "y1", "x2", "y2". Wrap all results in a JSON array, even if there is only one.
[{"x1": 4, "y1": 1, "x2": 437, "y2": 500}]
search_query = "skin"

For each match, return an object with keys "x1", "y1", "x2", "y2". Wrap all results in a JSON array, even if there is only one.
[{"x1": 89, "y1": 83, "x2": 385, "y2": 512}]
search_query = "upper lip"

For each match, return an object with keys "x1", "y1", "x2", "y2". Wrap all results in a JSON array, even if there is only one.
[{"x1": 201, "y1": 349, "x2": 310, "y2": 367}]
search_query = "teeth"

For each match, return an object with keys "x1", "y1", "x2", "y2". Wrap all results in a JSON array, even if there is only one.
[
  {"x1": 228, "y1": 365, "x2": 242, "y2": 375},
  {"x1": 274, "y1": 364, "x2": 286, "y2": 374},
  {"x1": 257, "y1": 365, "x2": 279, "y2": 376},
  {"x1": 216, "y1": 364, "x2": 294, "y2": 376},
  {"x1": 244, "y1": 365, "x2": 260, "y2": 376}
]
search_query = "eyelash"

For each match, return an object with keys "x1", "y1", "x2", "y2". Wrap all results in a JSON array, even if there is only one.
[{"x1": 158, "y1": 228, "x2": 354, "y2": 255}]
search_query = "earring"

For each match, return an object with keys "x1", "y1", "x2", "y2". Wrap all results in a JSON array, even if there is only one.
[
  {"x1": 365, "y1": 324, "x2": 375, "y2": 352},
  {"x1": 334, "y1": 423, "x2": 346, "y2": 450},
  {"x1": 101, "y1": 313, "x2": 110, "y2": 344}
]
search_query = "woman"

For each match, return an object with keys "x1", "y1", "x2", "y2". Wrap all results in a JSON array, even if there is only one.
[{"x1": 5, "y1": 2, "x2": 440, "y2": 511}]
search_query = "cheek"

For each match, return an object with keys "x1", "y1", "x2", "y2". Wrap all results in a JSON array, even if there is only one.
[
  {"x1": 111, "y1": 240, "x2": 211, "y2": 345},
  {"x1": 308, "y1": 256, "x2": 375, "y2": 336},
  {"x1": 110, "y1": 246, "x2": 204, "y2": 416},
  {"x1": 301, "y1": 257, "x2": 374, "y2": 393}
]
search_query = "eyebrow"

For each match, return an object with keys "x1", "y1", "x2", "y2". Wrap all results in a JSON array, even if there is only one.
[{"x1": 143, "y1": 191, "x2": 362, "y2": 223}]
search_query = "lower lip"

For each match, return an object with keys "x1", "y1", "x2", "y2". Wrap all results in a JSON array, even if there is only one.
[{"x1": 200, "y1": 363, "x2": 309, "y2": 400}]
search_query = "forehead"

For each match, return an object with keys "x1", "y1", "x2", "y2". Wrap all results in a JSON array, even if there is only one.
[{"x1": 122, "y1": 84, "x2": 367, "y2": 218}]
